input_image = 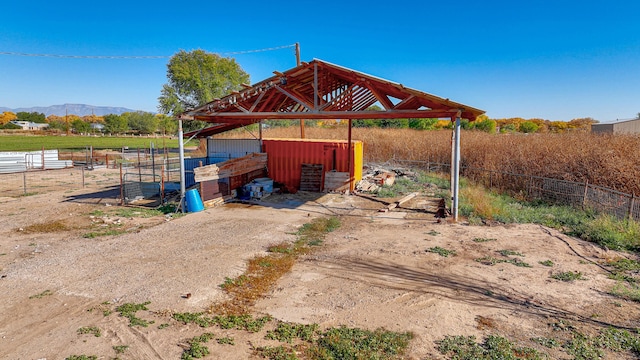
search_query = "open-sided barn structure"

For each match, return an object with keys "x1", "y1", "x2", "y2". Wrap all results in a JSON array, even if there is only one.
[{"x1": 179, "y1": 59, "x2": 484, "y2": 220}]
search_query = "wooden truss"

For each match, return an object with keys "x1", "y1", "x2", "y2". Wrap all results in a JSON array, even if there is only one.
[{"x1": 180, "y1": 59, "x2": 484, "y2": 128}]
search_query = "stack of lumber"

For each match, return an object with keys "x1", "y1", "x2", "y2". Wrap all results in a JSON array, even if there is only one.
[{"x1": 194, "y1": 153, "x2": 267, "y2": 182}]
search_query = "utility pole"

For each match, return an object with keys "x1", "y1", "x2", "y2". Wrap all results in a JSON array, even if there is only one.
[{"x1": 295, "y1": 42, "x2": 305, "y2": 138}]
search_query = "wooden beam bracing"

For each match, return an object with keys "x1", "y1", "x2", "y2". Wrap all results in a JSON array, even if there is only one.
[{"x1": 182, "y1": 59, "x2": 485, "y2": 130}]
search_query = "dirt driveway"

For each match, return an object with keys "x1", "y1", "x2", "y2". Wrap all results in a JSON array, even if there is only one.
[{"x1": 0, "y1": 172, "x2": 638, "y2": 359}]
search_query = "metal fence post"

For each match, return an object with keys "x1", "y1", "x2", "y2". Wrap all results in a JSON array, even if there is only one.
[
  {"x1": 120, "y1": 163, "x2": 124, "y2": 205},
  {"x1": 82, "y1": 166, "x2": 85, "y2": 188},
  {"x1": 582, "y1": 180, "x2": 589, "y2": 209},
  {"x1": 23, "y1": 171, "x2": 27, "y2": 195},
  {"x1": 629, "y1": 194, "x2": 636, "y2": 221},
  {"x1": 137, "y1": 148, "x2": 142, "y2": 182}
]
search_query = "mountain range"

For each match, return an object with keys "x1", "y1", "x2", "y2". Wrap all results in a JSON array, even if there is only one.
[{"x1": 0, "y1": 104, "x2": 140, "y2": 117}]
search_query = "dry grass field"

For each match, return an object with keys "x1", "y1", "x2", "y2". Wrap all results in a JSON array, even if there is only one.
[{"x1": 221, "y1": 127, "x2": 640, "y2": 196}]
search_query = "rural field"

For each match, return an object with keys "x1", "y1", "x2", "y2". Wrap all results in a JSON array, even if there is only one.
[{"x1": 1, "y1": 162, "x2": 640, "y2": 359}]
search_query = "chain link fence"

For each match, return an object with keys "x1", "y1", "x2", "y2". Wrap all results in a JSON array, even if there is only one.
[{"x1": 391, "y1": 159, "x2": 640, "y2": 222}]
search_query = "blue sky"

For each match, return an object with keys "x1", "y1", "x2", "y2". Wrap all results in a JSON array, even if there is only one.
[{"x1": 2, "y1": 0, "x2": 639, "y2": 122}]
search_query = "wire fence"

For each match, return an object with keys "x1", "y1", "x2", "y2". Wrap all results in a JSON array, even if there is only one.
[
  {"x1": 0, "y1": 167, "x2": 121, "y2": 197},
  {"x1": 121, "y1": 157, "x2": 211, "y2": 204},
  {"x1": 391, "y1": 159, "x2": 640, "y2": 222},
  {"x1": 57, "y1": 147, "x2": 176, "y2": 169},
  {"x1": 3, "y1": 153, "x2": 638, "y2": 221}
]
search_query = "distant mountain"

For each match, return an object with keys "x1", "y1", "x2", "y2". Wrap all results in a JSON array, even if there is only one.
[{"x1": 0, "y1": 104, "x2": 141, "y2": 117}]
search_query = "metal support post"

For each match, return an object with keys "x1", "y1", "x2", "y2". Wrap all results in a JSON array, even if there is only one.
[
  {"x1": 178, "y1": 118, "x2": 186, "y2": 213},
  {"x1": 452, "y1": 112, "x2": 462, "y2": 222}
]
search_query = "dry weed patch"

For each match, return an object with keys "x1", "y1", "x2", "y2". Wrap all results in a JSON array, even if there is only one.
[
  {"x1": 20, "y1": 220, "x2": 71, "y2": 233},
  {"x1": 210, "y1": 216, "x2": 340, "y2": 315}
]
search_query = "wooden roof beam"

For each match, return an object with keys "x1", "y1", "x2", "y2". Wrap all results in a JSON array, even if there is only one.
[
  {"x1": 392, "y1": 95, "x2": 418, "y2": 110},
  {"x1": 192, "y1": 109, "x2": 459, "y2": 121},
  {"x1": 274, "y1": 85, "x2": 313, "y2": 111},
  {"x1": 366, "y1": 84, "x2": 395, "y2": 110}
]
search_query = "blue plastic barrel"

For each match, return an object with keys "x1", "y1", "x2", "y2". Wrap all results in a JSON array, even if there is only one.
[{"x1": 185, "y1": 189, "x2": 204, "y2": 212}]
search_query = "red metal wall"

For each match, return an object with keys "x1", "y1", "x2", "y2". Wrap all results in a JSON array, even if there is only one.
[{"x1": 262, "y1": 138, "x2": 362, "y2": 192}]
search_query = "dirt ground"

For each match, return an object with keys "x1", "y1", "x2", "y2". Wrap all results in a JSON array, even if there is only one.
[{"x1": 1, "y1": 168, "x2": 639, "y2": 359}]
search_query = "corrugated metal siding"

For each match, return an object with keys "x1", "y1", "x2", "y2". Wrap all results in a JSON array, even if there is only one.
[
  {"x1": 0, "y1": 150, "x2": 72, "y2": 173},
  {"x1": 262, "y1": 138, "x2": 363, "y2": 191},
  {"x1": 207, "y1": 139, "x2": 261, "y2": 160},
  {"x1": 593, "y1": 119, "x2": 640, "y2": 134}
]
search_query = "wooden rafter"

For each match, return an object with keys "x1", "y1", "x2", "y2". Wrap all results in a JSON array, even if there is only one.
[{"x1": 180, "y1": 59, "x2": 485, "y2": 131}]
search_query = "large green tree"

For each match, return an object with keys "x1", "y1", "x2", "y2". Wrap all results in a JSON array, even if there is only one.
[
  {"x1": 16, "y1": 111, "x2": 46, "y2": 123},
  {"x1": 123, "y1": 111, "x2": 158, "y2": 134},
  {"x1": 71, "y1": 118, "x2": 91, "y2": 134},
  {"x1": 103, "y1": 114, "x2": 129, "y2": 134},
  {"x1": 157, "y1": 49, "x2": 250, "y2": 132}
]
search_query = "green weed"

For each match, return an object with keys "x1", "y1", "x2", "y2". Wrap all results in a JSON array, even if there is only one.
[
  {"x1": 29, "y1": 289, "x2": 53, "y2": 299},
  {"x1": 475, "y1": 257, "x2": 531, "y2": 268},
  {"x1": 610, "y1": 282, "x2": 640, "y2": 302},
  {"x1": 426, "y1": 246, "x2": 457, "y2": 257},
  {"x1": 217, "y1": 337, "x2": 235, "y2": 345},
  {"x1": 116, "y1": 301, "x2": 153, "y2": 327},
  {"x1": 113, "y1": 345, "x2": 129, "y2": 354},
  {"x1": 472, "y1": 237, "x2": 497, "y2": 242},
  {"x1": 498, "y1": 249, "x2": 524, "y2": 257},
  {"x1": 65, "y1": 356, "x2": 97, "y2": 360},
  {"x1": 309, "y1": 326, "x2": 413, "y2": 359},
  {"x1": 256, "y1": 345, "x2": 298, "y2": 360},
  {"x1": 181, "y1": 333, "x2": 215, "y2": 360},
  {"x1": 531, "y1": 336, "x2": 560, "y2": 348},
  {"x1": 83, "y1": 228, "x2": 127, "y2": 238},
  {"x1": 607, "y1": 257, "x2": 640, "y2": 272},
  {"x1": 114, "y1": 207, "x2": 163, "y2": 218},
  {"x1": 77, "y1": 326, "x2": 101, "y2": 337},
  {"x1": 539, "y1": 260, "x2": 554, "y2": 267},
  {"x1": 220, "y1": 275, "x2": 249, "y2": 289},
  {"x1": 436, "y1": 334, "x2": 544, "y2": 359},
  {"x1": 266, "y1": 322, "x2": 319, "y2": 343},
  {"x1": 551, "y1": 271, "x2": 584, "y2": 282}
]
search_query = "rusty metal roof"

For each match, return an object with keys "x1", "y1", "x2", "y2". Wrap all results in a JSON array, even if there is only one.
[{"x1": 180, "y1": 59, "x2": 484, "y2": 135}]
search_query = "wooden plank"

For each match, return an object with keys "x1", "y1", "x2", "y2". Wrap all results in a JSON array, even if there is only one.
[
  {"x1": 379, "y1": 192, "x2": 419, "y2": 212},
  {"x1": 324, "y1": 171, "x2": 349, "y2": 192}
]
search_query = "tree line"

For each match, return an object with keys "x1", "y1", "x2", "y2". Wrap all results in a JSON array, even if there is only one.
[
  {"x1": 0, "y1": 111, "x2": 177, "y2": 135},
  {"x1": 0, "y1": 110, "x2": 597, "y2": 135}
]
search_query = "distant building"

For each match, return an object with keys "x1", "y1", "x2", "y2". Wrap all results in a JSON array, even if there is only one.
[
  {"x1": 9, "y1": 121, "x2": 49, "y2": 130},
  {"x1": 592, "y1": 118, "x2": 640, "y2": 134},
  {"x1": 90, "y1": 123, "x2": 105, "y2": 131}
]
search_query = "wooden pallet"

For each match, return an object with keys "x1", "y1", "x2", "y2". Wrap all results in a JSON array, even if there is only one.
[{"x1": 300, "y1": 163, "x2": 323, "y2": 192}]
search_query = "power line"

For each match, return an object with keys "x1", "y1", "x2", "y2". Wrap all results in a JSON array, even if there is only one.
[{"x1": 0, "y1": 44, "x2": 297, "y2": 59}]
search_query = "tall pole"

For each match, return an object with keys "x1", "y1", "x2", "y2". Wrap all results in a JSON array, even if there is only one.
[
  {"x1": 296, "y1": 42, "x2": 305, "y2": 139},
  {"x1": 178, "y1": 118, "x2": 186, "y2": 213},
  {"x1": 452, "y1": 111, "x2": 462, "y2": 221}
]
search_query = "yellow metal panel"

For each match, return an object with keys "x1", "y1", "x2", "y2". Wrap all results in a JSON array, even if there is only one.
[{"x1": 352, "y1": 140, "x2": 363, "y2": 182}]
